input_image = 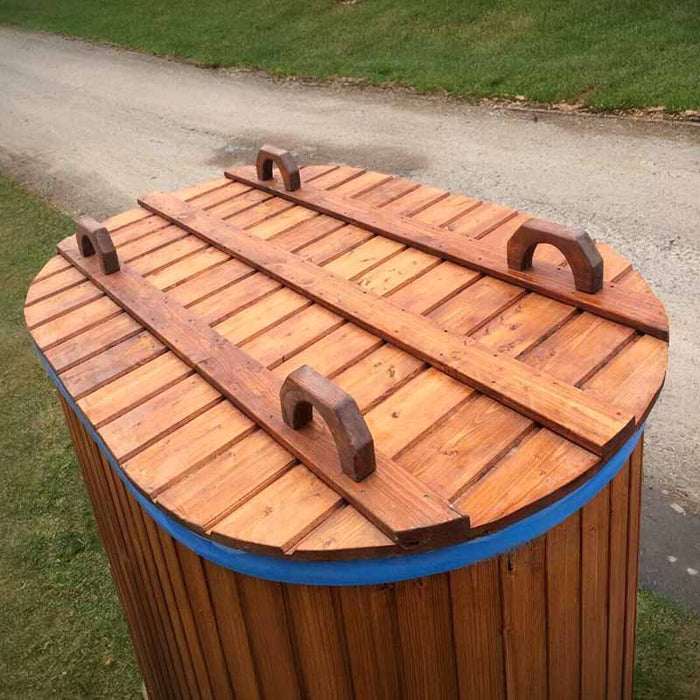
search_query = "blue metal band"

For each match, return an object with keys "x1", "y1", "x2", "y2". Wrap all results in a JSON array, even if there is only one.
[{"x1": 35, "y1": 344, "x2": 643, "y2": 586}]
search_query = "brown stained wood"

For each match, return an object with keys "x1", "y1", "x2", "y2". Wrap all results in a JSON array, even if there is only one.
[
  {"x1": 623, "y1": 441, "x2": 643, "y2": 700},
  {"x1": 60, "y1": 399, "x2": 171, "y2": 698},
  {"x1": 428, "y1": 276, "x2": 524, "y2": 335},
  {"x1": 99, "y1": 374, "x2": 220, "y2": 461},
  {"x1": 337, "y1": 584, "x2": 403, "y2": 699},
  {"x1": 256, "y1": 145, "x2": 301, "y2": 191},
  {"x1": 33, "y1": 163, "x2": 670, "y2": 698},
  {"x1": 140, "y1": 511, "x2": 203, "y2": 700},
  {"x1": 226, "y1": 166, "x2": 668, "y2": 339},
  {"x1": 584, "y1": 335, "x2": 668, "y2": 422},
  {"x1": 456, "y1": 429, "x2": 597, "y2": 529},
  {"x1": 284, "y1": 585, "x2": 354, "y2": 699},
  {"x1": 76, "y1": 216, "x2": 121, "y2": 274},
  {"x1": 581, "y1": 485, "x2": 611, "y2": 699},
  {"x1": 608, "y1": 458, "x2": 631, "y2": 700},
  {"x1": 157, "y1": 429, "x2": 295, "y2": 531},
  {"x1": 210, "y1": 466, "x2": 341, "y2": 554},
  {"x1": 394, "y1": 575, "x2": 459, "y2": 700},
  {"x1": 294, "y1": 506, "x2": 393, "y2": 559},
  {"x1": 281, "y1": 365, "x2": 376, "y2": 482},
  {"x1": 29, "y1": 166, "x2": 667, "y2": 563},
  {"x1": 44, "y1": 312, "x2": 143, "y2": 373},
  {"x1": 450, "y1": 559, "x2": 506, "y2": 699},
  {"x1": 138, "y1": 191, "x2": 636, "y2": 457},
  {"x1": 125, "y1": 401, "x2": 255, "y2": 496},
  {"x1": 57, "y1": 235, "x2": 470, "y2": 548},
  {"x1": 235, "y1": 575, "x2": 301, "y2": 699},
  {"x1": 78, "y1": 352, "x2": 191, "y2": 426},
  {"x1": 399, "y1": 395, "x2": 532, "y2": 501},
  {"x1": 364, "y1": 368, "x2": 469, "y2": 458},
  {"x1": 202, "y1": 560, "x2": 261, "y2": 700},
  {"x1": 39, "y1": 170, "x2": 367, "y2": 377},
  {"x1": 60, "y1": 331, "x2": 166, "y2": 398},
  {"x1": 173, "y1": 541, "x2": 234, "y2": 699},
  {"x1": 61, "y1": 398, "x2": 651, "y2": 698},
  {"x1": 156, "y1": 527, "x2": 218, "y2": 699},
  {"x1": 545, "y1": 511, "x2": 581, "y2": 699},
  {"x1": 500, "y1": 540, "x2": 548, "y2": 700},
  {"x1": 508, "y1": 217, "x2": 604, "y2": 293}
]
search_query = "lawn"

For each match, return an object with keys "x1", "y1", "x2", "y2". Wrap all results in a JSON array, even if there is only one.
[
  {"x1": 0, "y1": 175, "x2": 698, "y2": 697},
  {"x1": 0, "y1": 177, "x2": 140, "y2": 698},
  {"x1": 0, "y1": 0, "x2": 699, "y2": 112}
]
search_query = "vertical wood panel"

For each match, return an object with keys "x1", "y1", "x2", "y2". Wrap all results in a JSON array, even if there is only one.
[
  {"x1": 125, "y1": 489, "x2": 190, "y2": 697},
  {"x1": 142, "y1": 512, "x2": 202, "y2": 699},
  {"x1": 394, "y1": 574, "x2": 459, "y2": 700},
  {"x1": 337, "y1": 584, "x2": 404, "y2": 699},
  {"x1": 78, "y1": 413, "x2": 172, "y2": 699},
  {"x1": 581, "y1": 485, "x2": 611, "y2": 699},
  {"x1": 608, "y1": 459, "x2": 631, "y2": 700},
  {"x1": 500, "y1": 538, "x2": 548, "y2": 700},
  {"x1": 103, "y1": 460, "x2": 180, "y2": 698},
  {"x1": 235, "y1": 574, "x2": 301, "y2": 699},
  {"x1": 157, "y1": 528, "x2": 216, "y2": 699},
  {"x1": 623, "y1": 441, "x2": 644, "y2": 700},
  {"x1": 285, "y1": 584, "x2": 354, "y2": 699},
  {"x1": 59, "y1": 398, "x2": 647, "y2": 700},
  {"x1": 546, "y1": 511, "x2": 581, "y2": 699},
  {"x1": 60, "y1": 398, "x2": 165, "y2": 698},
  {"x1": 450, "y1": 559, "x2": 505, "y2": 699},
  {"x1": 174, "y1": 542, "x2": 234, "y2": 699},
  {"x1": 203, "y1": 560, "x2": 261, "y2": 699}
]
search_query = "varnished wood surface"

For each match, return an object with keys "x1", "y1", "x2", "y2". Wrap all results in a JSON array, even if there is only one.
[
  {"x1": 61, "y1": 396, "x2": 645, "y2": 699},
  {"x1": 227, "y1": 165, "x2": 668, "y2": 339},
  {"x1": 137, "y1": 190, "x2": 634, "y2": 457},
  {"x1": 57, "y1": 232, "x2": 468, "y2": 550},
  {"x1": 26, "y1": 166, "x2": 668, "y2": 559}
]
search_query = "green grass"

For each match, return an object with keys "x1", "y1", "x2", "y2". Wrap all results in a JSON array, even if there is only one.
[
  {"x1": 0, "y1": 0, "x2": 699, "y2": 111},
  {"x1": 0, "y1": 177, "x2": 140, "y2": 698},
  {"x1": 635, "y1": 591, "x2": 700, "y2": 699},
  {"x1": 0, "y1": 176, "x2": 698, "y2": 696}
]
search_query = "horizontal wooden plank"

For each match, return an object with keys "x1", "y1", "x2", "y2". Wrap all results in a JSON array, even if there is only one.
[
  {"x1": 226, "y1": 167, "x2": 668, "y2": 340},
  {"x1": 56, "y1": 235, "x2": 469, "y2": 549},
  {"x1": 139, "y1": 192, "x2": 634, "y2": 457}
]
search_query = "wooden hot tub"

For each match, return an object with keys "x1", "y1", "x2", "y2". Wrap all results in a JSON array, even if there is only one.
[{"x1": 25, "y1": 146, "x2": 668, "y2": 699}]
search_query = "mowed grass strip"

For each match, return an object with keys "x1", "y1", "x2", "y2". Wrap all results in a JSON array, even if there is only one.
[
  {"x1": 0, "y1": 174, "x2": 698, "y2": 696},
  {"x1": 0, "y1": 0, "x2": 699, "y2": 111},
  {"x1": 0, "y1": 176, "x2": 140, "y2": 698}
]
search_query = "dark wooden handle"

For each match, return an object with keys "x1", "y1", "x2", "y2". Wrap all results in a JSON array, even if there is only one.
[
  {"x1": 255, "y1": 144, "x2": 301, "y2": 192},
  {"x1": 280, "y1": 365, "x2": 376, "y2": 482},
  {"x1": 76, "y1": 216, "x2": 120, "y2": 275},
  {"x1": 507, "y1": 218, "x2": 604, "y2": 293}
]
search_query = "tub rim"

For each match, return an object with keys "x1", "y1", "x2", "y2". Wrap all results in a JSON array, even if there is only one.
[{"x1": 37, "y1": 343, "x2": 644, "y2": 587}]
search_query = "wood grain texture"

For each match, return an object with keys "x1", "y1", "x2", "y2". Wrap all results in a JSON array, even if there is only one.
[
  {"x1": 507, "y1": 217, "x2": 603, "y2": 293},
  {"x1": 138, "y1": 190, "x2": 636, "y2": 457},
  {"x1": 60, "y1": 405, "x2": 646, "y2": 699},
  {"x1": 25, "y1": 166, "x2": 668, "y2": 561},
  {"x1": 226, "y1": 166, "x2": 668, "y2": 339},
  {"x1": 56, "y1": 234, "x2": 469, "y2": 549}
]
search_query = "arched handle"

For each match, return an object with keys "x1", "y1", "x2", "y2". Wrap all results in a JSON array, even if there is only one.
[
  {"x1": 507, "y1": 218, "x2": 603, "y2": 293},
  {"x1": 76, "y1": 216, "x2": 120, "y2": 275},
  {"x1": 256, "y1": 144, "x2": 301, "y2": 192},
  {"x1": 280, "y1": 365, "x2": 376, "y2": 482}
]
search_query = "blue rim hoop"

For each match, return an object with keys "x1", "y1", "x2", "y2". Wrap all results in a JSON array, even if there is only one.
[{"x1": 36, "y1": 344, "x2": 643, "y2": 587}]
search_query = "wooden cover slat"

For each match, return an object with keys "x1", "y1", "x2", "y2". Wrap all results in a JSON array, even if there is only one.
[
  {"x1": 226, "y1": 166, "x2": 668, "y2": 340},
  {"x1": 138, "y1": 191, "x2": 634, "y2": 457},
  {"x1": 56, "y1": 235, "x2": 469, "y2": 549}
]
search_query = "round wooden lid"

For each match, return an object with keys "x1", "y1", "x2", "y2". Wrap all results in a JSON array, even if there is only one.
[{"x1": 25, "y1": 149, "x2": 668, "y2": 560}]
